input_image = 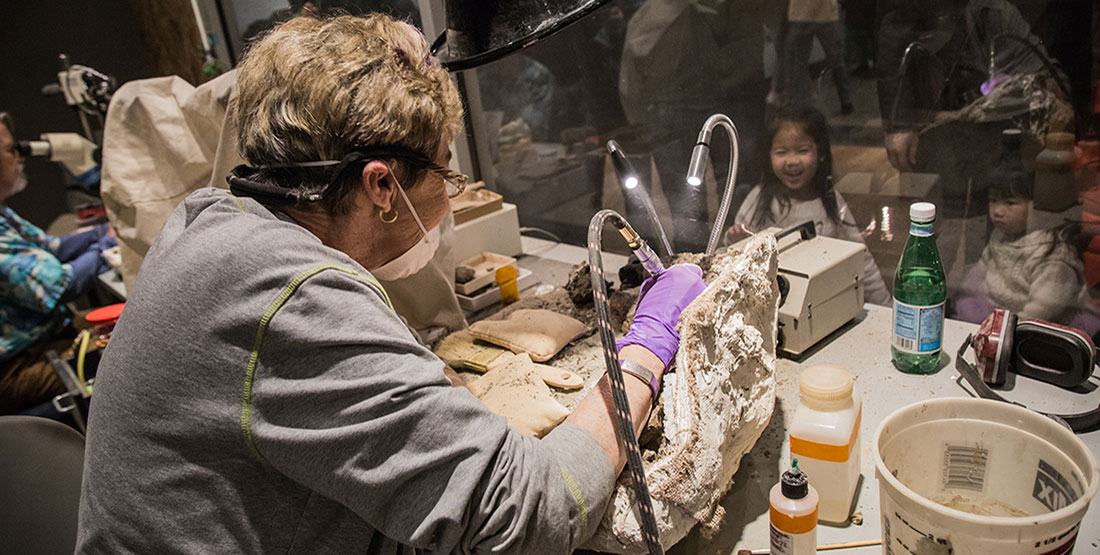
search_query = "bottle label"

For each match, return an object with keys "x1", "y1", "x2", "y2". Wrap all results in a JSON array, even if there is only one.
[
  {"x1": 770, "y1": 523, "x2": 817, "y2": 555},
  {"x1": 909, "y1": 223, "x2": 933, "y2": 236},
  {"x1": 892, "y1": 299, "x2": 944, "y2": 354}
]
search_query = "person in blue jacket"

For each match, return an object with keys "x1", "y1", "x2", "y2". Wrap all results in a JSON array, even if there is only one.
[{"x1": 0, "y1": 112, "x2": 116, "y2": 414}]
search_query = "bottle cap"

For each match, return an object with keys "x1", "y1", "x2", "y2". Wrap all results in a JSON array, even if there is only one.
[
  {"x1": 1002, "y1": 128, "x2": 1023, "y2": 143},
  {"x1": 910, "y1": 202, "x2": 936, "y2": 223},
  {"x1": 799, "y1": 364, "x2": 854, "y2": 404},
  {"x1": 781, "y1": 460, "x2": 809, "y2": 499}
]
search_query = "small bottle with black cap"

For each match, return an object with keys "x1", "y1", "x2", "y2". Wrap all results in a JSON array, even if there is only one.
[{"x1": 769, "y1": 459, "x2": 819, "y2": 555}]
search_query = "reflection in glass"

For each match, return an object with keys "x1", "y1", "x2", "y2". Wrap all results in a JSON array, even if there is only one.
[
  {"x1": 953, "y1": 130, "x2": 1100, "y2": 335},
  {"x1": 731, "y1": 104, "x2": 891, "y2": 305},
  {"x1": 463, "y1": 0, "x2": 1097, "y2": 339}
]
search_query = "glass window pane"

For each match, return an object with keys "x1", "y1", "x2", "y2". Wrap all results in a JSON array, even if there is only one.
[{"x1": 466, "y1": 0, "x2": 1100, "y2": 336}]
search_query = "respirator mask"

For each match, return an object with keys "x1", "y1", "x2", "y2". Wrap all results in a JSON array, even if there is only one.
[{"x1": 370, "y1": 169, "x2": 441, "y2": 281}]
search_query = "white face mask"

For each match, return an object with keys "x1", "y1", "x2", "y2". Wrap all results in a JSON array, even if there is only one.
[
  {"x1": 373, "y1": 225, "x2": 439, "y2": 281},
  {"x1": 371, "y1": 170, "x2": 441, "y2": 281}
]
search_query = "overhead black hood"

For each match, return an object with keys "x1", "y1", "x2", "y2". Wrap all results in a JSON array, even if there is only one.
[{"x1": 431, "y1": 0, "x2": 611, "y2": 71}]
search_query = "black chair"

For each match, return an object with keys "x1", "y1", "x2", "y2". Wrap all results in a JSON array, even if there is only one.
[{"x1": 0, "y1": 415, "x2": 86, "y2": 555}]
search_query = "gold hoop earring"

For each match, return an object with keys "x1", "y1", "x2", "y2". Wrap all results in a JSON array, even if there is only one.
[{"x1": 379, "y1": 207, "x2": 398, "y2": 223}]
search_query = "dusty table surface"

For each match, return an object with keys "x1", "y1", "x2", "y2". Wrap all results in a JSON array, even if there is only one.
[
  {"x1": 460, "y1": 237, "x2": 631, "y2": 408},
  {"x1": 487, "y1": 238, "x2": 1100, "y2": 554},
  {"x1": 667, "y1": 304, "x2": 1100, "y2": 555}
]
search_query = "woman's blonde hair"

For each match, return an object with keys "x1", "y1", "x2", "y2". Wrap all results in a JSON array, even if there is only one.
[{"x1": 233, "y1": 13, "x2": 463, "y2": 212}]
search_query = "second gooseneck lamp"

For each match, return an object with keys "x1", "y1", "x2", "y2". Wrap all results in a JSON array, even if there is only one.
[
  {"x1": 607, "y1": 140, "x2": 674, "y2": 259},
  {"x1": 686, "y1": 114, "x2": 741, "y2": 256}
]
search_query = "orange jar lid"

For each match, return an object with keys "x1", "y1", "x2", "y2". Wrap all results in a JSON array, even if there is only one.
[{"x1": 86, "y1": 302, "x2": 125, "y2": 326}]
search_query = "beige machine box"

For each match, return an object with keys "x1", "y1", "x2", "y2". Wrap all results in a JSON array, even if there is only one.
[{"x1": 742, "y1": 222, "x2": 867, "y2": 357}]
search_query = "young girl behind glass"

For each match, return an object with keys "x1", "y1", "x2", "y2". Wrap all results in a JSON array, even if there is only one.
[{"x1": 726, "y1": 104, "x2": 890, "y2": 305}]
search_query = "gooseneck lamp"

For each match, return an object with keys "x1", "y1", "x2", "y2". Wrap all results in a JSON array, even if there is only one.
[
  {"x1": 607, "y1": 140, "x2": 674, "y2": 257},
  {"x1": 685, "y1": 114, "x2": 740, "y2": 255}
]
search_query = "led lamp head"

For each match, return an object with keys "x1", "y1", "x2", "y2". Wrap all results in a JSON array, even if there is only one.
[
  {"x1": 686, "y1": 142, "x2": 709, "y2": 187},
  {"x1": 686, "y1": 113, "x2": 740, "y2": 255},
  {"x1": 607, "y1": 139, "x2": 640, "y2": 192}
]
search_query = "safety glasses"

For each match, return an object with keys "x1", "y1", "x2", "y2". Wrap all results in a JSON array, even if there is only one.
[
  {"x1": 227, "y1": 145, "x2": 469, "y2": 203},
  {"x1": 427, "y1": 162, "x2": 468, "y2": 198}
]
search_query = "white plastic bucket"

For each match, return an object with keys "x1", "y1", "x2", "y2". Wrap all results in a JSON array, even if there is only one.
[{"x1": 873, "y1": 398, "x2": 1098, "y2": 554}]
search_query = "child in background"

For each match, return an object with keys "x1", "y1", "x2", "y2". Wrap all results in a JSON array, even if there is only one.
[
  {"x1": 953, "y1": 176, "x2": 1100, "y2": 335},
  {"x1": 726, "y1": 104, "x2": 891, "y2": 305}
]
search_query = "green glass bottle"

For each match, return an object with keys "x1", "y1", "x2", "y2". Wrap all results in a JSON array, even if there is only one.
[{"x1": 891, "y1": 202, "x2": 947, "y2": 374}]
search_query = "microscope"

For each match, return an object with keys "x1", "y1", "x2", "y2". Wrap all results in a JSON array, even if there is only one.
[
  {"x1": 16, "y1": 54, "x2": 114, "y2": 223},
  {"x1": 16, "y1": 133, "x2": 98, "y2": 178}
]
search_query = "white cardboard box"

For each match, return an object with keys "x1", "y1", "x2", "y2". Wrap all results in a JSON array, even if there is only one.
[{"x1": 453, "y1": 202, "x2": 523, "y2": 263}]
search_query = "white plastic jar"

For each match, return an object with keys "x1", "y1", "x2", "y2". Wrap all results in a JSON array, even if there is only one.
[{"x1": 788, "y1": 364, "x2": 862, "y2": 523}]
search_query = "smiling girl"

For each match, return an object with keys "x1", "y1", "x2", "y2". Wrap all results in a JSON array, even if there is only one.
[{"x1": 727, "y1": 104, "x2": 891, "y2": 305}]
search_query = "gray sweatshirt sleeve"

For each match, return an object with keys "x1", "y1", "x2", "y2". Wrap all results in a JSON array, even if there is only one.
[{"x1": 244, "y1": 268, "x2": 614, "y2": 553}]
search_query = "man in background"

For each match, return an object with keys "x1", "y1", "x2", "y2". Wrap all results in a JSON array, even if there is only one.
[{"x1": 0, "y1": 112, "x2": 116, "y2": 414}]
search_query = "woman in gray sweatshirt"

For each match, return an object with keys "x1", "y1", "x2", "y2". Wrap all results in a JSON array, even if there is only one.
[{"x1": 76, "y1": 13, "x2": 705, "y2": 554}]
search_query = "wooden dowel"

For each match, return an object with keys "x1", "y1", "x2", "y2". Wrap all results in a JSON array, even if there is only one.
[{"x1": 737, "y1": 538, "x2": 883, "y2": 554}]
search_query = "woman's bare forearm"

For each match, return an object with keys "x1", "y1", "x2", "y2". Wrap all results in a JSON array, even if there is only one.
[{"x1": 564, "y1": 345, "x2": 663, "y2": 473}]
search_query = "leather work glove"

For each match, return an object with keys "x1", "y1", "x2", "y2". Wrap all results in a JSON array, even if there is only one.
[{"x1": 616, "y1": 264, "x2": 706, "y2": 369}]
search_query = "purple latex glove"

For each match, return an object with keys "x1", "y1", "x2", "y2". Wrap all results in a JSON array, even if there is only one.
[{"x1": 617, "y1": 263, "x2": 706, "y2": 369}]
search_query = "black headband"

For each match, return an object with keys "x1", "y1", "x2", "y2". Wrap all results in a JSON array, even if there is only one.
[{"x1": 226, "y1": 145, "x2": 434, "y2": 204}]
